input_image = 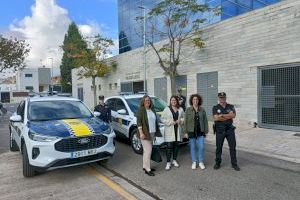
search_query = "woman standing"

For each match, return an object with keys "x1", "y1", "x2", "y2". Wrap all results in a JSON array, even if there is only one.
[
  {"x1": 161, "y1": 96, "x2": 185, "y2": 170},
  {"x1": 136, "y1": 95, "x2": 162, "y2": 176},
  {"x1": 184, "y1": 94, "x2": 209, "y2": 170}
]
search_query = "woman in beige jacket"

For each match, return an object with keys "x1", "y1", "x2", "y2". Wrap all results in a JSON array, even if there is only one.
[{"x1": 161, "y1": 96, "x2": 185, "y2": 170}]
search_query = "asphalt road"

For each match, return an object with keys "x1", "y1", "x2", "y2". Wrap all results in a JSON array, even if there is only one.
[{"x1": 0, "y1": 103, "x2": 299, "y2": 200}]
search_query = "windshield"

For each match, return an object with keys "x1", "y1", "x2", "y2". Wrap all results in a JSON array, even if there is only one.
[
  {"x1": 28, "y1": 100, "x2": 93, "y2": 121},
  {"x1": 126, "y1": 97, "x2": 167, "y2": 114}
]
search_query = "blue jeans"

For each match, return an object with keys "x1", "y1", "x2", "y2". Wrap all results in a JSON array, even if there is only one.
[{"x1": 189, "y1": 136, "x2": 205, "y2": 162}]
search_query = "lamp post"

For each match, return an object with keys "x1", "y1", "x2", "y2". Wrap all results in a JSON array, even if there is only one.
[
  {"x1": 138, "y1": 6, "x2": 147, "y2": 93},
  {"x1": 48, "y1": 58, "x2": 54, "y2": 93}
]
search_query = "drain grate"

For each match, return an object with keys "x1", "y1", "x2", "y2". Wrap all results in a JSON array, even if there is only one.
[{"x1": 294, "y1": 133, "x2": 300, "y2": 137}]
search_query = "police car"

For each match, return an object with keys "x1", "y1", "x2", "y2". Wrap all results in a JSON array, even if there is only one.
[
  {"x1": 105, "y1": 94, "x2": 169, "y2": 154},
  {"x1": 9, "y1": 95, "x2": 115, "y2": 177}
]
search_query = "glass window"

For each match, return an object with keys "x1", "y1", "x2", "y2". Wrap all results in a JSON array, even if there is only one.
[
  {"x1": 25, "y1": 86, "x2": 34, "y2": 91},
  {"x1": 106, "y1": 99, "x2": 116, "y2": 111},
  {"x1": 115, "y1": 99, "x2": 127, "y2": 112},
  {"x1": 126, "y1": 97, "x2": 167, "y2": 114},
  {"x1": 25, "y1": 74, "x2": 32, "y2": 77},
  {"x1": 28, "y1": 101, "x2": 92, "y2": 121},
  {"x1": 17, "y1": 101, "x2": 25, "y2": 119}
]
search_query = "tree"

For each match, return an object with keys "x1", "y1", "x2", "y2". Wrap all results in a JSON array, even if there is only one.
[
  {"x1": 73, "y1": 35, "x2": 117, "y2": 107},
  {"x1": 60, "y1": 22, "x2": 88, "y2": 93},
  {"x1": 0, "y1": 35, "x2": 30, "y2": 73},
  {"x1": 137, "y1": 0, "x2": 219, "y2": 95}
]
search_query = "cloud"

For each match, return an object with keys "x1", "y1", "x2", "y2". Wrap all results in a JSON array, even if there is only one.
[
  {"x1": 4, "y1": 0, "x2": 118, "y2": 77},
  {"x1": 78, "y1": 21, "x2": 119, "y2": 57},
  {"x1": 10, "y1": 0, "x2": 71, "y2": 76}
]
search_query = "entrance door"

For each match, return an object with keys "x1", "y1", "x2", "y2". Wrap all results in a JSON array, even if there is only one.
[{"x1": 197, "y1": 72, "x2": 218, "y2": 119}]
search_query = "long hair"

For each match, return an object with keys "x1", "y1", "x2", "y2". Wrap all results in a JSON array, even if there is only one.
[
  {"x1": 169, "y1": 95, "x2": 180, "y2": 108},
  {"x1": 189, "y1": 94, "x2": 203, "y2": 106},
  {"x1": 140, "y1": 95, "x2": 153, "y2": 109}
]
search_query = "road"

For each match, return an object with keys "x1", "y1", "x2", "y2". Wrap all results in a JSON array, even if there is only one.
[{"x1": 0, "y1": 103, "x2": 299, "y2": 200}]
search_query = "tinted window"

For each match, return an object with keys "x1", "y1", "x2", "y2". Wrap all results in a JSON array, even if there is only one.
[
  {"x1": 126, "y1": 97, "x2": 167, "y2": 114},
  {"x1": 106, "y1": 99, "x2": 116, "y2": 111},
  {"x1": 28, "y1": 101, "x2": 92, "y2": 121},
  {"x1": 17, "y1": 101, "x2": 25, "y2": 120},
  {"x1": 115, "y1": 99, "x2": 127, "y2": 113}
]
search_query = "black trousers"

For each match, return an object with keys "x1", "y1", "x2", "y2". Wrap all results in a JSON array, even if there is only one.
[
  {"x1": 215, "y1": 126, "x2": 237, "y2": 166},
  {"x1": 166, "y1": 142, "x2": 179, "y2": 162}
]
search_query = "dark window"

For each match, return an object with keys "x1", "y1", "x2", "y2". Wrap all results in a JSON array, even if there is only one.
[
  {"x1": 115, "y1": 99, "x2": 127, "y2": 113},
  {"x1": 25, "y1": 86, "x2": 34, "y2": 91},
  {"x1": 17, "y1": 101, "x2": 25, "y2": 120},
  {"x1": 106, "y1": 99, "x2": 116, "y2": 111},
  {"x1": 25, "y1": 74, "x2": 33, "y2": 77}
]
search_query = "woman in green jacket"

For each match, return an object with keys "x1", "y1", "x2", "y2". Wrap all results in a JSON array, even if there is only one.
[
  {"x1": 184, "y1": 94, "x2": 209, "y2": 170},
  {"x1": 136, "y1": 95, "x2": 162, "y2": 176}
]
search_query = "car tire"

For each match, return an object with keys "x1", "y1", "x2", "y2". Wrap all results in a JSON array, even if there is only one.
[
  {"x1": 130, "y1": 129, "x2": 143, "y2": 154},
  {"x1": 9, "y1": 126, "x2": 19, "y2": 152},
  {"x1": 22, "y1": 143, "x2": 36, "y2": 177}
]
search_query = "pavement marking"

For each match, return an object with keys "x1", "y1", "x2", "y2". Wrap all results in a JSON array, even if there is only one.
[{"x1": 86, "y1": 165, "x2": 138, "y2": 200}]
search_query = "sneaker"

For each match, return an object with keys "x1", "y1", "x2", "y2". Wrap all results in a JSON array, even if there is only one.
[
  {"x1": 191, "y1": 162, "x2": 197, "y2": 170},
  {"x1": 214, "y1": 164, "x2": 220, "y2": 170},
  {"x1": 199, "y1": 162, "x2": 206, "y2": 170},
  {"x1": 165, "y1": 162, "x2": 171, "y2": 170},
  {"x1": 232, "y1": 165, "x2": 240, "y2": 171},
  {"x1": 172, "y1": 160, "x2": 179, "y2": 167}
]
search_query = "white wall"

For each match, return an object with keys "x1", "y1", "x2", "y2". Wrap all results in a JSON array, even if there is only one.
[{"x1": 72, "y1": 0, "x2": 300, "y2": 128}]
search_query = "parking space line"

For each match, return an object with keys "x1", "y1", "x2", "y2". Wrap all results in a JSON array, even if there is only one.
[{"x1": 86, "y1": 165, "x2": 137, "y2": 200}]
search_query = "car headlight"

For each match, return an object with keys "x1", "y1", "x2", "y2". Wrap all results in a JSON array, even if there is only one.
[
  {"x1": 28, "y1": 130, "x2": 59, "y2": 142},
  {"x1": 102, "y1": 126, "x2": 116, "y2": 138}
]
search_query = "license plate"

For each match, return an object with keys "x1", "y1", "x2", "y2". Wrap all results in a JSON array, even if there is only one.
[{"x1": 70, "y1": 149, "x2": 98, "y2": 158}]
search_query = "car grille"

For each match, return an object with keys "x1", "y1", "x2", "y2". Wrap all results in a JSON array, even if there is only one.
[{"x1": 55, "y1": 135, "x2": 108, "y2": 152}]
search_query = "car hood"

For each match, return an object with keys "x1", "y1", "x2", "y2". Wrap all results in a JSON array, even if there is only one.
[{"x1": 27, "y1": 118, "x2": 110, "y2": 137}]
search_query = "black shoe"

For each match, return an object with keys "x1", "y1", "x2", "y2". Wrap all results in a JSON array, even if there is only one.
[
  {"x1": 144, "y1": 169, "x2": 155, "y2": 176},
  {"x1": 232, "y1": 165, "x2": 240, "y2": 171},
  {"x1": 214, "y1": 164, "x2": 221, "y2": 170},
  {"x1": 143, "y1": 168, "x2": 156, "y2": 172}
]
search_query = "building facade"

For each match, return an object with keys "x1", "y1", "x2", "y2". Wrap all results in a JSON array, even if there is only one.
[
  {"x1": 74, "y1": 0, "x2": 300, "y2": 131},
  {"x1": 16, "y1": 68, "x2": 51, "y2": 92},
  {"x1": 118, "y1": 0, "x2": 280, "y2": 54}
]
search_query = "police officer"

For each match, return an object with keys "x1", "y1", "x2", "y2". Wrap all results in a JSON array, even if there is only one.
[
  {"x1": 94, "y1": 95, "x2": 111, "y2": 123},
  {"x1": 212, "y1": 92, "x2": 240, "y2": 171}
]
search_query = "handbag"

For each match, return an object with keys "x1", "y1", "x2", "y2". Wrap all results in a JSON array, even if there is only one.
[{"x1": 151, "y1": 145, "x2": 162, "y2": 163}]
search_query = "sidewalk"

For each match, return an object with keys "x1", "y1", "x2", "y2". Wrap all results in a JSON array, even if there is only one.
[{"x1": 206, "y1": 126, "x2": 300, "y2": 164}]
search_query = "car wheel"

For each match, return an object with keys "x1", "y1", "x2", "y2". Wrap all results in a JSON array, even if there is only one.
[
  {"x1": 9, "y1": 126, "x2": 19, "y2": 152},
  {"x1": 130, "y1": 129, "x2": 143, "y2": 154},
  {"x1": 22, "y1": 143, "x2": 36, "y2": 177}
]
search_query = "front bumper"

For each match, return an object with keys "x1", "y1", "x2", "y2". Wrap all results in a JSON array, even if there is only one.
[{"x1": 25, "y1": 133, "x2": 115, "y2": 171}]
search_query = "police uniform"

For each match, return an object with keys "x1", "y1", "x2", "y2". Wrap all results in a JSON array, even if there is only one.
[
  {"x1": 94, "y1": 98, "x2": 111, "y2": 123},
  {"x1": 212, "y1": 92, "x2": 239, "y2": 170}
]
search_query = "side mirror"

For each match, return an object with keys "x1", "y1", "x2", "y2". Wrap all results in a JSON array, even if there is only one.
[
  {"x1": 10, "y1": 115, "x2": 22, "y2": 122},
  {"x1": 94, "y1": 112, "x2": 101, "y2": 117},
  {"x1": 117, "y1": 109, "x2": 127, "y2": 115}
]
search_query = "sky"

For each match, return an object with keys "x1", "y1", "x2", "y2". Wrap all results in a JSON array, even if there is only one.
[{"x1": 0, "y1": 0, "x2": 118, "y2": 77}]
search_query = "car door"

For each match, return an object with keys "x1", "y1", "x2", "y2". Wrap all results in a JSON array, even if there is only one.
[
  {"x1": 114, "y1": 98, "x2": 131, "y2": 138},
  {"x1": 11, "y1": 101, "x2": 25, "y2": 147}
]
